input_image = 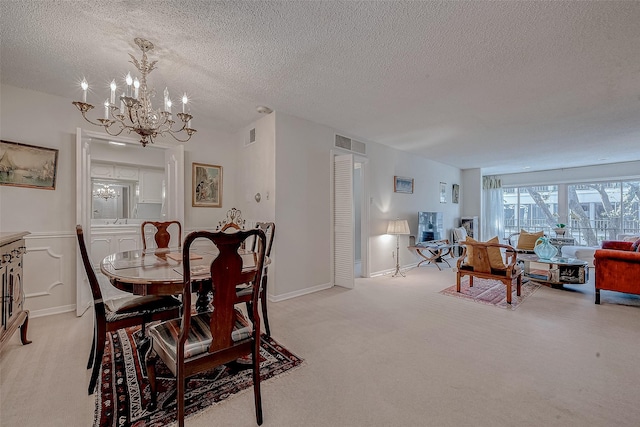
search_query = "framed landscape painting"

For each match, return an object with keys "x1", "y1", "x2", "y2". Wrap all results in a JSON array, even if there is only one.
[
  {"x1": 0, "y1": 140, "x2": 58, "y2": 190},
  {"x1": 394, "y1": 176, "x2": 414, "y2": 194},
  {"x1": 192, "y1": 163, "x2": 222, "y2": 207}
]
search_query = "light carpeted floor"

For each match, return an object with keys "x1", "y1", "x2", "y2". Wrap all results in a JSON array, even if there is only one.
[{"x1": 2, "y1": 265, "x2": 640, "y2": 426}]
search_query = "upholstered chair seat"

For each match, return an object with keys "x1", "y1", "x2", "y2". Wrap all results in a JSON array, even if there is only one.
[{"x1": 149, "y1": 309, "x2": 251, "y2": 373}]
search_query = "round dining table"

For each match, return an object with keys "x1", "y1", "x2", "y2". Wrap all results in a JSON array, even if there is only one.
[{"x1": 100, "y1": 247, "x2": 262, "y2": 311}]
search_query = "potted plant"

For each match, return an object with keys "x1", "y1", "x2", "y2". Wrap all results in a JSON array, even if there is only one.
[{"x1": 553, "y1": 223, "x2": 566, "y2": 236}]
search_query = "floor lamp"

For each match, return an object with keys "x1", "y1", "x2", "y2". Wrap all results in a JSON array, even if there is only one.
[{"x1": 387, "y1": 219, "x2": 410, "y2": 277}]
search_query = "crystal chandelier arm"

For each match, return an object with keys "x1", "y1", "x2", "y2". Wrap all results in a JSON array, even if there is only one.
[
  {"x1": 165, "y1": 128, "x2": 197, "y2": 143},
  {"x1": 72, "y1": 38, "x2": 195, "y2": 147}
]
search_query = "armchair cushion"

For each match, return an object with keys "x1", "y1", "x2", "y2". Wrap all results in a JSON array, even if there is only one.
[
  {"x1": 516, "y1": 230, "x2": 544, "y2": 251},
  {"x1": 601, "y1": 240, "x2": 633, "y2": 251},
  {"x1": 465, "y1": 236, "x2": 477, "y2": 266},
  {"x1": 486, "y1": 236, "x2": 506, "y2": 270}
]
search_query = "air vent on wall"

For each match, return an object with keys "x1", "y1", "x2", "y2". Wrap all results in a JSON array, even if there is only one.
[
  {"x1": 334, "y1": 134, "x2": 366, "y2": 155},
  {"x1": 245, "y1": 128, "x2": 256, "y2": 146}
]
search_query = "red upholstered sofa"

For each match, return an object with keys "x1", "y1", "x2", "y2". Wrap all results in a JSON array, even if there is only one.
[{"x1": 594, "y1": 240, "x2": 640, "y2": 304}]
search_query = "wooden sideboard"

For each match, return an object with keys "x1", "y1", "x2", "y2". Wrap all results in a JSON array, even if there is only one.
[{"x1": 0, "y1": 231, "x2": 32, "y2": 353}]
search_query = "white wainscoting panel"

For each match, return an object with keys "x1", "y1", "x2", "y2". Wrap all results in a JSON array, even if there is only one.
[{"x1": 23, "y1": 232, "x2": 77, "y2": 318}]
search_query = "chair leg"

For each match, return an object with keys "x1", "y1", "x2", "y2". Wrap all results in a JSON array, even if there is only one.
[
  {"x1": 146, "y1": 354, "x2": 158, "y2": 411},
  {"x1": 260, "y1": 276, "x2": 270, "y2": 338},
  {"x1": 456, "y1": 273, "x2": 462, "y2": 293},
  {"x1": 506, "y1": 280, "x2": 512, "y2": 304},
  {"x1": 595, "y1": 288, "x2": 601, "y2": 304},
  {"x1": 253, "y1": 337, "x2": 263, "y2": 425},
  {"x1": 88, "y1": 321, "x2": 107, "y2": 395},
  {"x1": 87, "y1": 323, "x2": 96, "y2": 369},
  {"x1": 177, "y1": 374, "x2": 186, "y2": 427},
  {"x1": 516, "y1": 276, "x2": 522, "y2": 297}
]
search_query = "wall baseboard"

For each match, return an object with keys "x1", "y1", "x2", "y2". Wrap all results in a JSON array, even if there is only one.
[
  {"x1": 29, "y1": 304, "x2": 76, "y2": 319},
  {"x1": 269, "y1": 282, "x2": 333, "y2": 302}
]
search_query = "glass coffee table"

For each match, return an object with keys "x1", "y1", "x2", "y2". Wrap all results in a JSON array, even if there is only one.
[{"x1": 517, "y1": 254, "x2": 588, "y2": 286}]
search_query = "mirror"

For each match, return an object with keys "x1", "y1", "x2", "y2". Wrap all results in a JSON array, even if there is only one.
[
  {"x1": 92, "y1": 180, "x2": 132, "y2": 220},
  {"x1": 89, "y1": 137, "x2": 168, "y2": 224}
]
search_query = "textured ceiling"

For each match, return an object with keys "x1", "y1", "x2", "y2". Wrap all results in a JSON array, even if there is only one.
[{"x1": 2, "y1": 1, "x2": 640, "y2": 175}]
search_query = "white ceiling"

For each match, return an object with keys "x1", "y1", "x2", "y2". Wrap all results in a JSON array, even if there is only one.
[{"x1": 2, "y1": 1, "x2": 640, "y2": 175}]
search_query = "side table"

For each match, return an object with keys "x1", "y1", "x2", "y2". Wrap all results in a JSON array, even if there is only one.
[{"x1": 408, "y1": 240, "x2": 457, "y2": 271}]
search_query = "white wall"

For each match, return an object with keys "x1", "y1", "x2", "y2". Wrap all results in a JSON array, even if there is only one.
[
  {"x1": 0, "y1": 84, "x2": 236, "y2": 316},
  {"x1": 233, "y1": 113, "x2": 276, "y2": 223},
  {"x1": 273, "y1": 113, "x2": 334, "y2": 297},
  {"x1": 271, "y1": 112, "x2": 462, "y2": 300},
  {"x1": 182, "y1": 123, "x2": 238, "y2": 230},
  {"x1": 365, "y1": 141, "x2": 462, "y2": 274}
]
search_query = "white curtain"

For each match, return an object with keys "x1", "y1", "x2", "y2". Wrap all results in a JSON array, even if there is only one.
[{"x1": 482, "y1": 176, "x2": 504, "y2": 240}]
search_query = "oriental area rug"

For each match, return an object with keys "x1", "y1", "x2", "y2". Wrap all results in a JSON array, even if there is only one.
[
  {"x1": 94, "y1": 326, "x2": 304, "y2": 427},
  {"x1": 440, "y1": 278, "x2": 541, "y2": 310}
]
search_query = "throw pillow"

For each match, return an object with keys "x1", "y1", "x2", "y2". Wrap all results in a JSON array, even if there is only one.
[
  {"x1": 487, "y1": 236, "x2": 506, "y2": 270},
  {"x1": 632, "y1": 238, "x2": 640, "y2": 252},
  {"x1": 464, "y1": 236, "x2": 476, "y2": 266},
  {"x1": 517, "y1": 229, "x2": 544, "y2": 251}
]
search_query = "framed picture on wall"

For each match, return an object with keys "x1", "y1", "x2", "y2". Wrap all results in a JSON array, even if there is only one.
[
  {"x1": 440, "y1": 182, "x2": 447, "y2": 203},
  {"x1": 394, "y1": 176, "x2": 414, "y2": 194},
  {"x1": 0, "y1": 140, "x2": 58, "y2": 190},
  {"x1": 452, "y1": 184, "x2": 460, "y2": 204},
  {"x1": 192, "y1": 163, "x2": 222, "y2": 207}
]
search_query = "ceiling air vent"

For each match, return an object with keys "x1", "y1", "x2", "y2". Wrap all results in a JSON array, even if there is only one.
[{"x1": 335, "y1": 134, "x2": 366, "y2": 155}]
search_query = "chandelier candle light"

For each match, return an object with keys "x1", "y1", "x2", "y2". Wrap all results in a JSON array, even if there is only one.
[
  {"x1": 73, "y1": 38, "x2": 196, "y2": 147},
  {"x1": 387, "y1": 219, "x2": 411, "y2": 277}
]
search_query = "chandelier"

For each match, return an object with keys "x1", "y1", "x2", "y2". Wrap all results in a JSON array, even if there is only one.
[
  {"x1": 93, "y1": 184, "x2": 119, "y2": 201},
  {"x1": 72, "y1": 38, "x2": 196, "y2": 147}
]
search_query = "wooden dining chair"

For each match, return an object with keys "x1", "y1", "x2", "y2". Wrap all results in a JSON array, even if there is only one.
[
  {"x1": 141, "y1": 220, "x2": 182, "y2": 250},
  {"x1": 237, "y1": 222, "x2": 275, "y2": 337},
  {"x1": 146, "y1": 228, "x2": 267, "y2": 426},
  {"x1": 75, "y1": 225, "x2": 181, "y2": 395},
  {"x1": 216, "y1": 207, "x2": 245, "y2": 231}
]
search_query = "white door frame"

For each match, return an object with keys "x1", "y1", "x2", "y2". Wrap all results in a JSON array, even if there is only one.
[{"x1": 75, "y1": 128, "x2": 184, "y2": 316}]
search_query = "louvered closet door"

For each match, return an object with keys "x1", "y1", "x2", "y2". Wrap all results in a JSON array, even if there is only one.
[{"x1": 334, "y1": 154, "x2": 354, "y2": 289}]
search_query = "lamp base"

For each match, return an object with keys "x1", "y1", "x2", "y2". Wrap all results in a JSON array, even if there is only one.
[
  {"x1": 391, "y1": 263, "x2": 406, "y2": 278},
  {"x1": 391, "y1": 235, "x2": 405, "y2": 277}
]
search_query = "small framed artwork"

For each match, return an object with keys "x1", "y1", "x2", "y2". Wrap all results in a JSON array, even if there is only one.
[
  {"x1": 0, "y1": 140, "x2": 58, "y2": 190},
  {"x1": 394, "y1": 176, "x2": 414, "y2": 194},
  {"x1": 439, "y1": 182, "x2": 447, "y2": 203},
  {"x1": 192, "y1": 163, "x2": 222, "y2": 207},
  {"x1": 452, "y1": 184, "x2": 460, "y2": 204}
]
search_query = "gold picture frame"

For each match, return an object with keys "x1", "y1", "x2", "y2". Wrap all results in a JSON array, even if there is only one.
[
  {"x1": 394, "y1": 176, "x2": 414, "y2": 194},
  {"x1": 0, "y1": 140, "x2": 58, "y2": 190},
  {"x1": 192, "y1": 163, "x2": 222, "y2": 207}
]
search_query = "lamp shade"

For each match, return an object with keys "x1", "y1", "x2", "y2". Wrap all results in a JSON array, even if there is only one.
[{"x1": 387, "y1": 219, "x2": 410, "y2": 235}]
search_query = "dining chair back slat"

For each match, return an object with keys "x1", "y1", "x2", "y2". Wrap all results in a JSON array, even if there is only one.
[{"x1": 141, "y1": 220, "x2": 182, "y2": 249}]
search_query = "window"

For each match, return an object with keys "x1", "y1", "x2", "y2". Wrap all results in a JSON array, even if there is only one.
[
  {"x1": 502, "y1": 180, "x2": 640, "y2": 246},
  {"x1": 503, "y1": 186, "x2": 558, "y2": 236}
]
